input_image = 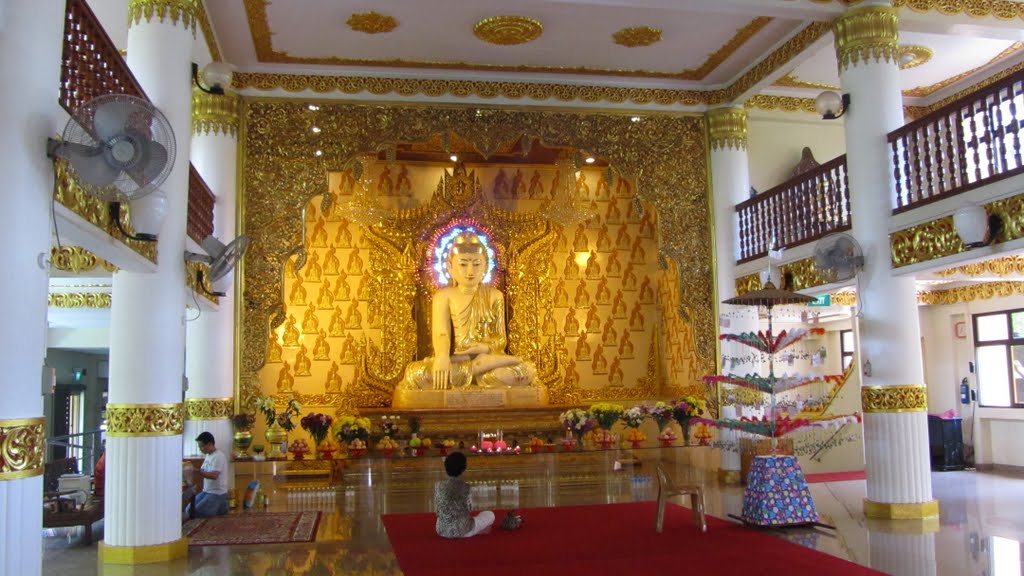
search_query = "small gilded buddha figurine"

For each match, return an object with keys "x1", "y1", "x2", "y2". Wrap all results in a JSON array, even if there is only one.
[{"x1": 399, "y1": 232, "x2": 537, "y2": 390}]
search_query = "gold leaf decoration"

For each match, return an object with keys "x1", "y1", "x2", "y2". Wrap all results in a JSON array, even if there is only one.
[
  {"x1": 935, "y1": 256, "x2": 1024, "y2": 277},
  {"x1": 185, "y1": 398, "x2": 233, "y2": 420},
  {"x1": 833, "y1": 5, "x2": 900, "y2": 72},
  {"x1": 106, "y1": 404, "x2": 184, "y2": 436},
  {"x1": 861, "y1": 385, "x2": 927, "y2": 413},
  {"x1": 48, "y1": 293, "x2": 112, "y2": 309},
  {"x1": 346, "y1": 11, "x2": 398, "y2": 34},
  {"x1": 473, "y1": 15, "x2": 543, "y2": 45},
  {"x1": 897, "y1": 44, "x2": 932, "y2": 69},
  {"x1": 612, "y1": 26, "x2": 662, "y2": 48},
  {"x1": 919, "y1": 282, "x2": 1024, "y2": 305},
  {"x1": 0, "y1": 418, "x2": 45, "y2": 480}
]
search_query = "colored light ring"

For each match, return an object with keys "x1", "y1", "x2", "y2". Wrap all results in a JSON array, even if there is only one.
[{"x1": 432, "y1": 224, "x2": 497, "y2": 287}]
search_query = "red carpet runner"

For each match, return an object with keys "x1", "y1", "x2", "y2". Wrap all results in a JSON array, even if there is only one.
[
  {"x1": 383, "y1": 502, "x2": 885, "y2": 576},
  {"x1": 184, "y1": 511, "x2": 321, "y2": 546}
]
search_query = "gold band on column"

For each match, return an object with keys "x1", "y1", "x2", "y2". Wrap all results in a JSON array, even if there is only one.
[
  {"x1": 861, "y1": 384, "x2": 927, "y2": 413},
  {"x1": 706, "y1": 107, "x2": 747, "y2": 151},
  {"x1": 185, "y1": 397, "x2": 233, "y2": 420},
  {"x1": 0, "y1": 417, "x2": 45, "y2": 481},
  {"x1": 833, "y1": 5, "x2": 899, "y2": 72},
  {"x1": 106, "y1": 403, "x2": 185, "y2": 436},
  {"x1": 129, "y1": 0, "x2": 200, "y2": 33},
  {"x1": 192, "y1": 89, "x2": 242, "y2": 137},
  {"x1": 100, "y1": 538, "x2": 188, "y2": 564},
  {"x1": 864, "y1": 498, "x2": 939, "y2": 521}
]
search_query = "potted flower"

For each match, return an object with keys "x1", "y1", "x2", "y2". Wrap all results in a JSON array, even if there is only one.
[
  {"x1": 671, "y1": 395, "x2": 706, "y2": 445},
  {"x1": 558, "y1": 408, "x2": 592, "y2": 448},
  {"x1": 380, "y1": 415, "x2": 401, "y2": 438},
  {"x1": 300, "y1": 412, "x2": 334, "y2": 458},
  {"x1": 648, "y1": 401, "x2": 674, "y2": 432},
  {"x1": 334, "y1": 415, "x2": 371, "y2": 455},
  {"x1": 590, "y1": 403, "x2": 624, "y2": 432},
  {"x1": 256, "y1": 396, "x2": 301, "y2": 458},
  {"x1": 231, "y1": 413, "x2": 256, "y2": 458}
]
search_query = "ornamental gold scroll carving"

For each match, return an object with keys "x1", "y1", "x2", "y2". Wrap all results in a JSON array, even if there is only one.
[
  {"x1": 48, "y1": 293, "x2": 112, "y2": 309},
  {"x1": 106, "y1": 403, "x2": 184, "y2": 436},
  {"x1": 192, "y1": 89, "x2": 241, "y2": 137},
  {"x1": 0, "y1": 417, "x2": 45, "y2": 481},
  {"x1": 185, "y1": 398, "x2": 233, "y2": 420},
  {"x1": 919, "y1": 281, "x2": 1024, "y2": 306},
  {"x1": 128, "y1": 0, "x2": 199, "y2": 32},
  {"x1": 833, "y1": 5, "x2": 900, "y2": 72},
  {"x1": 861, "y1": 385, "x2": 927, "y2": 413},
  {"x1": 51, "y1": 246, "x2": 117, "y2": 274},
  {"x1": 706, "y1": 107, "x2": 747, "y2": 151},
  {"x1": 239, "y1": 102, "x2": 715, "y2": 408},
  {"x1": 936, "y1": 256, "x2": 1024, "y2": 277}
]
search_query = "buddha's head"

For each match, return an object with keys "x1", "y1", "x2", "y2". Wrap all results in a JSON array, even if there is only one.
[{"x1": 446, "y1": 232, "x2": 489, "y2": 288}]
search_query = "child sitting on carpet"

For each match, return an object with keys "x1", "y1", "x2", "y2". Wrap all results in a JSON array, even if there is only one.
[{"x1": 435, "y1": 452, "x2": 494, "y2": 538}]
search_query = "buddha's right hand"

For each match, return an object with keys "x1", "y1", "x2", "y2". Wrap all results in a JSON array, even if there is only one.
[{"x1": 432, "y1": 356, "x2": 452, "y2": 390}]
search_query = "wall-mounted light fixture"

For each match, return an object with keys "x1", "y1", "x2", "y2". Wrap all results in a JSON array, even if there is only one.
[
  {"x1": 108, "y1": 188, "x2": 168, "y2": 242},
  {"x1": 815, "y1": 91, "x2": 851, "y2": 120},
  {"x1": 191, "y1": 62, "x2": 234, "y2": 95},
  {"x1": 953, "y1": 204, "x2": 1003, "y2": 249}
]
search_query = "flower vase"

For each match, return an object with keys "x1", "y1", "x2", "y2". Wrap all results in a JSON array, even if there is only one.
[
  {"x1": 680, "y1": 420, "x2": 691, "y2": 445},
  {"x1": 265, "y1": 422, "x2": 288, "y2": 459},
  {"x1": 233, "y1": 430, "x2": 253, "y2": 459}
]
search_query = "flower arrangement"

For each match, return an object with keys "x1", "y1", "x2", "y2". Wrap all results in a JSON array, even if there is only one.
[
  {"x1": 671, "y1": 395, "x2": 706, "y2": 421},
  {"x1": 590, "y1": 403, "x2": 625, "y2": 430},
  {"x1": 256, "y1": 396, "x2": 302, "y2": 432},
  {"x1": 232, "y1": 413, "x2": 255, "y2": 431},
  {"x1": 380, "y1": 415, "x2": 401, "y2": 438},
  {"x1": 559, "y1": 408, "x2": 593, "y2": 438},
  {"x1": 648, "y1": 401, "x2": 674, "y2": 431},
  {"x1": 300, "y1": 412, "x2": 334, "y2": 448},
  {"x1": 620, "y1": 406, "x2": 646, "y2": 429},
  {"x1": 335, "y1": 415, "x2": 371, "y2": 443}
]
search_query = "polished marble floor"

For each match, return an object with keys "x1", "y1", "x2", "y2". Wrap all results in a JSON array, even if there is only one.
[{"x1": 41, "y1": 452, "x2": 1024, "y2": 576}]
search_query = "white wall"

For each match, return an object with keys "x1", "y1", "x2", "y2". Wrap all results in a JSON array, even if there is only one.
[
  {"x1": 747, "y1": 112, "x2": 847, "y2": 194},
  {"x1": 919, "y1": 293, "x2": 1024, "y2": 468}
]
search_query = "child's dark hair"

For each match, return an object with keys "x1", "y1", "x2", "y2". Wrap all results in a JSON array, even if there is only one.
[
  {"x1": 195, "y1": 431, "x2": 216, "y2": 445},
  {"x1": 444, "y1": 452, "x2": 467, "y2": 477}
]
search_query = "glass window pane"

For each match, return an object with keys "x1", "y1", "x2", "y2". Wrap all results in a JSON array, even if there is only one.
[
  {"x1": 1011, "y1": 311, "x2": 1024, "y2": 339},
  {"x1": 842, "y1": 355, "x2": 853, "y2": 371},
  {"x1": 978, "y1": 345, "x2": 1011, "y2": 407},
  {"x1": 1013, "y1": 345, "x2": 1024, "y2": 405},
  {"x1": 841, "y1": 331, "x2": 854, "y2": 351},
  {"x1": 977, "y1": 314, "x2": 1009, "y2": 342}
]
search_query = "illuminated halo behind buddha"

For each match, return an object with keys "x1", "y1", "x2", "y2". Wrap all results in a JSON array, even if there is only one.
[{"x1": 393, "y1": 229, "x2": 544, "y2": 408}]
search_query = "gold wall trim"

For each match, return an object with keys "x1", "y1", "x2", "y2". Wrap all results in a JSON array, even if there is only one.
[
  {"x1": 53, "y1": 161, "x2": 157, "y2": 263},
  {"x1": 907, "y1": 57, "x2": 1024, "y2": 120},
  {"x1": 864, "y1": 498, "x2": 940, "y2": 520},
  {"x1": 891, "y1": 0, "x2": 1024, "y2": 21},
  {"x1": 106, "y1": 404, "x2": 184, "y2": 437},
  {"x1": 735, "y1": 273, "x2": 761, "y2": 296},
  {"x1": 195, "y1": 0, "x2": 221, "y2": 61},
  {"x1": 185, "y1": 398, "x2": 233, "y2": 420},
  {"x1": 346, "y1": 11, "x2": 398, "y2": 34},
  {"x1": 832, "y1": 291, "x2": 857, "y2": 306},
  {"x1": 920, "y1": 281, "x2": 1024, "y2": 305},
  {"x1": 474, "y1": 15, "x2": 543, "y2": 45},
  {"x1": 861, "y1": 384, "x2": 927, "y2": 413},
  {"x1": 192, "y1": 89, "x2": 242, "y2": 137},
  {"x1": 706, "y1": 107, "x2": 748, "y2": 151},
  {"x1": 0, "y1": 417, "x2": 45, "y2": 481},
  {"x1": 936, "y1": 255, "x2": 1024, "y2": 277},
  {"x1": 100, "y1": 538, "x2": 188, "y2": 565},
  {"x1": 612, "y1": 26, "x2": 662, "y2": 48},
  {"x1": 48, "y1": 292, "x2": 112, "y2": 309},
  {"x1": 903, "y1": 42, "x2": 1023, "y2": 98},
  {"x1": 689, "y1": 17, "x2": 772, "y2": 80},
  {"x1": 128, "y1": 0, "x2": 199, "y2": 35},
  {"x1": 50, "y1": 246, "x2": 117, "y2": 274},
  {"x1": 773, "y1": 73, "x2": 838, "y2": 91},
  {"x1": 891, "y1": 193, "x2": 1024, "y2": 269},
  {"x1": 833, "y1": 5, "x2": 900, "y2": 72}
]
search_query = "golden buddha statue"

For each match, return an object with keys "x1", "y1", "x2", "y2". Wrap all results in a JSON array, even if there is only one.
[
  {"x1": 267, "y1": 331, "x2": 283, "y2": 363},
  {"x1": 592, "y1": 345, "x2": 608, "y2": 374},
  {"x1": 313, "y1": 329, "x2": 330, "y2": 361},
  {"x1": 606, "y1": 251, "x2": 622, "y2": 278},
  {"x1": 616, "y1": 225, "x2": 632, "y2": 251},
  {"x1": 289, "y1": 274, "x2": 307, "y2": 305},
  {"x1": 335, "y1": 220, "x2": 353, "y2": 248},
  {"x1": 573, "y1": 282, "x2": 590, "y2": 309},
  {"x1": 564, "y1": 360, "x2": 580, "y2": 387},
  {"x1": 554, "y1": 280, "x2": 569, "y2": 308},
  {"x1": 608, "y1": 356, "x2": 624, "y2": 387},
  {"x1": 323, "y1": 245, "x2": 340, "y2": 276},
  {"x1": 317, "y1": 279, "x2": 335, "y2": 310},
  {"x1": 310, "y1": 218, "x2": 328, "y2": 247},
  {"x1": 335, "y1": 271, "x2": 351, "y2": 301},
  {"x1": 596, "y1": 226, "x2": 612, "y2": 253},
  {"x1": 629, "y1": 302, "x2": 645, "y2": 332},
  {"x1": 601, "y1": 317, "x2": 618, "y2": 347},
  {"x1": 575, "y1": 331, "x2": 591, "y2": 361},
  {"x1": 542, "y1": 310, "x2": 557, "y2": 336},
  {"x1": 302, "y1": 302, "x2": 319, "y2": 334},
  {"x1": 595, "y1": 278, "x2": 611, "y2": 305},
  {"x1": 282, "y1": 314, "x2": 301, "y2": 347},
  {"x1": 304, "y1": 251, "x2": 322, "y2": 282},
  {"x1": 606, "y1": 198, "x2": 622, "y2": 224},
  {"x1": 276, "y1": 361, "x2": 294, "y2": 392},
  {"x1": 622, "y1": 262, "x2": 637, "y2": 290},
  {"x1": 328, "y1": 306, "x2": 345, "y2": 337},
  {"x1": 344, "y1": 300, "x2": 362, "y2": 329},
  {"x1": 630, "y1": 236, "x2": 646, "y2": 264},
  {"x1": 639, "y1": 277, "x2": 654, "y2": 303},
  {"x1": 564, "y1": 253, "x2": 580, "y2": 280},
  {"x1": 294, "y1": 345, "x2": 312, "y2": 376},
  {"x1": 572, "y1": 224, "x2": 589, "y2": 252},
  {"x1": 396, "y1": 232, "x2": 539, "y2": 395},
  {"x1": 619, "y1": 331, "x2": 634, "y2": 359},
  {"x1": 584, "y1": 251, "x2": 601, "y2": 280},
  {"x1": 326, "y1": 361, "x2": 343, "y2": 392},
  {"x1": 612, "y1": 291, "x2": 628, "y2": 319},
  {"x1": 339, "y1": 333, "x2": 358, "y2": 364},
  {"x1": 585, "y1": 304, "x2": 601, "y2": 334},
  {"x1": 564, "y1": 309, "x2": 581, "y2": 335},
  {"x1": 347, "y1": 249, "x2": 364, "y2": 275}
]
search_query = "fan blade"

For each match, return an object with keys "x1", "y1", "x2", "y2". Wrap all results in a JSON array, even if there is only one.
[
  {"x1": 208, "y1": 236, "x2": 251, "y2": 282},
  {"x1": 67, "y1": 146, "x2": 121, "y2": 187},
  {"x1": 200, "y1": 236, "x2": 228, "y2": 259},
  {"x1": 92, "y1": 100, "x2": 136, "y2": 143},
  {"x1": 138, "y1": 140, "x2": 169, "y2": 186}
]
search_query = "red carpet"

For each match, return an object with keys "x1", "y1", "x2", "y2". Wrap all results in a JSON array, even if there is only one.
[
  {"x1": 383, "y1": 502, "x2": 884, "y2": 576},
  {"x1": 805, "y1": 470, "x2": 866, "y2": 483},
  {"x1": 184, "y1": 511, "x2": 320, "y2": 546}
]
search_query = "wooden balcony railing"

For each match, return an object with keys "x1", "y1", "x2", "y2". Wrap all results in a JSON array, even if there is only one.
[
  {"x1": 889, "y1": 69, "x2": 1024, "y2": 213},
  {"x1": 188, "y1": 166, "x2": 216, "y2": 243},
  {"x1": 736, "y1": 155, "x2": 851, "y2": 262}
]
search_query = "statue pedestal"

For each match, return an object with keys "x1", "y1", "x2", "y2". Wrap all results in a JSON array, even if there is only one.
[{"x1": 393, "y1": 386, "x2": 548, "y2": 409}]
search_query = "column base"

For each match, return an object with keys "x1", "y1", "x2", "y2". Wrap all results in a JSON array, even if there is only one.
[
  {"x1": 863, "y1": 498, "x2": 939, "y2": 520},
  {"x1": 100, "y1": 537, "x2": 188, "y2": 565},
  {"x1": 718, "y1": 469, "x2": 741, "y2": 484}
]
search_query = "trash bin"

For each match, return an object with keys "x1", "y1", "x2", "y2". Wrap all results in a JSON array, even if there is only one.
[{"x1": 927, "y1": 415, "x2": 964, "y2": 471}]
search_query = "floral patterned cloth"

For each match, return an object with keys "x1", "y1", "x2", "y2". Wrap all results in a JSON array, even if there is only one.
[
  {"x1": 435, "y1": 478, "x2": 474, "y2": 538},
  {"x1": 741, "y1": 455, "x2": 820, "y2": 526}
]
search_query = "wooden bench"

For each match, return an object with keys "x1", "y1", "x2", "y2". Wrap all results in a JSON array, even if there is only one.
[{"x1": 43, "y1": 491, "x2": 103, "y2": 545}]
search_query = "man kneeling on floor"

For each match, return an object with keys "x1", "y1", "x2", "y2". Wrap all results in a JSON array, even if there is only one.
[
  {"x1": 435, "y1": 452, "x2": 494, "y2": 538},
  {"x1": 187, "y1": 431, "x2": 229, "y2": 518}
]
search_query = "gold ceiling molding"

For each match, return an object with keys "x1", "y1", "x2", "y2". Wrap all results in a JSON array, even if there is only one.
[
  {"x1": 612, "y1": 26, "x2": 662, "y2": 48},
  {"x1": 891, "y1": 193, "x2": 1024, "y2": 268},
  {"x1": 0, "y1": 417, "x2": 45, "y2": 481},
  {"x1": 833, "y1": 5, "x2": 900, "y2": 73},
  {"x1": 50, "y1": 246, "x2": 117, "y2": 273},
  {"x1": 862, "y1": 384, "x2": 927, "y2": 413},
  {"x1": 772, "y1": 73, "x2": 839, "y2": 91},
  {"x1": 473, "y1": 15, "x2": 543, "y2": 45},
  {"x1": 185, "y1": 398, "x2": 233, "y2": 420},
  {"x1": 195, "y1": 0, "x2": 221, "y2": 62},
  {"x1": 48, "y1": 292, "x2": 112, "y2": 309},
  {"x1": 919, "y1": 281, "x2": 1024, "y2": 305},
  {"x1": 935, "y1": 255, "x2": 1024, "y2": 277},
  {"x1": 346, "y1": 11, "x2": 398, "y2": 34},
  {"x1": 913, "y1": 57, "x2": 1024, "y2": 118},
  {"x1": 192, "y1": 89, "x2": 242, "y2": 137},
  {"x1": 106, "y1": 403, "x2": 184, "y2": 437},
  {"x1": 898, "y1": 44, "x2": 932, "y2": 69},
  {"x1": 52, "y1": 161, "x2": 156, "y2": 263},
  {"x1": 891, "y1": 0, "x2": 1024, "y2": 21},
  {"x1": 243, "y1": 0, "x2": 768, "y2": 82},
  {"x1": 706, "y1": 107, "x2": 747, "y2": 150},
  {"x1": 903, "y1": 42, "x2": 1024, "y2": 98},
  {"x1": 239, "y1": 101, "x2": 715, "y2": 409},
  {"x1": 745, "y1": 95, "x2": 819, "y2": 114},
  {"x1": 128, "y1": 0, "x2": 199, "y2": 35}
]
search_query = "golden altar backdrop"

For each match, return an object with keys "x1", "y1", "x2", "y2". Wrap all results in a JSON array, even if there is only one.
[{"x1": 239, "y1": 103, "x2": 716, "y2": 413}]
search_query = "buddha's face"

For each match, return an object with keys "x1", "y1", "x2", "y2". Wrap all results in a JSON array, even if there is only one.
[{"x1": 448, "y1": 252, "x2": 487, "y2": 287}]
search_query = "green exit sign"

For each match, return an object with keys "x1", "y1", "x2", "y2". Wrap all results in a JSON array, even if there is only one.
[{"x1": 809, "y1": 294, "x2": 831, "y2": 307}]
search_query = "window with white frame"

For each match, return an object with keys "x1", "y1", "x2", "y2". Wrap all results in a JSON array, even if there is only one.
[{"x1": 973, "y1": 309, "x2": 1024, "y2": 407}]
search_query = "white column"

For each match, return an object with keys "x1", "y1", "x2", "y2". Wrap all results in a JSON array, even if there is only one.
[
  {"x1": 102, "y1": 1, "x2": 196, "y2": 563},
  {"x1": 0, "y1": 3, "x2": 64, "y2": 574},
  {"x1": 869, "y1": 531, "x2": 937, "y2": 576},
  {"x1": 834, "y1": 2, "x2": 936, "y2": 522},
  {"x1": 184, "y1": 90, "x2": 241, "y2": 462},
  {"x1": 707, "y1": 107, "x2": 757, "y2": 482}
]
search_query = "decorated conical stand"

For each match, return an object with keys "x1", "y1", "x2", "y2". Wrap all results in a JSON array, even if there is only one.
[{"x1": 698, "y1": 282, "x2": 860, "y2": 528}]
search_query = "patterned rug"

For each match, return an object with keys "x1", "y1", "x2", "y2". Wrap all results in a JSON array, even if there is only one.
[{"x1": 184, "y1": 511, "x2": 321, "y2": 546}]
